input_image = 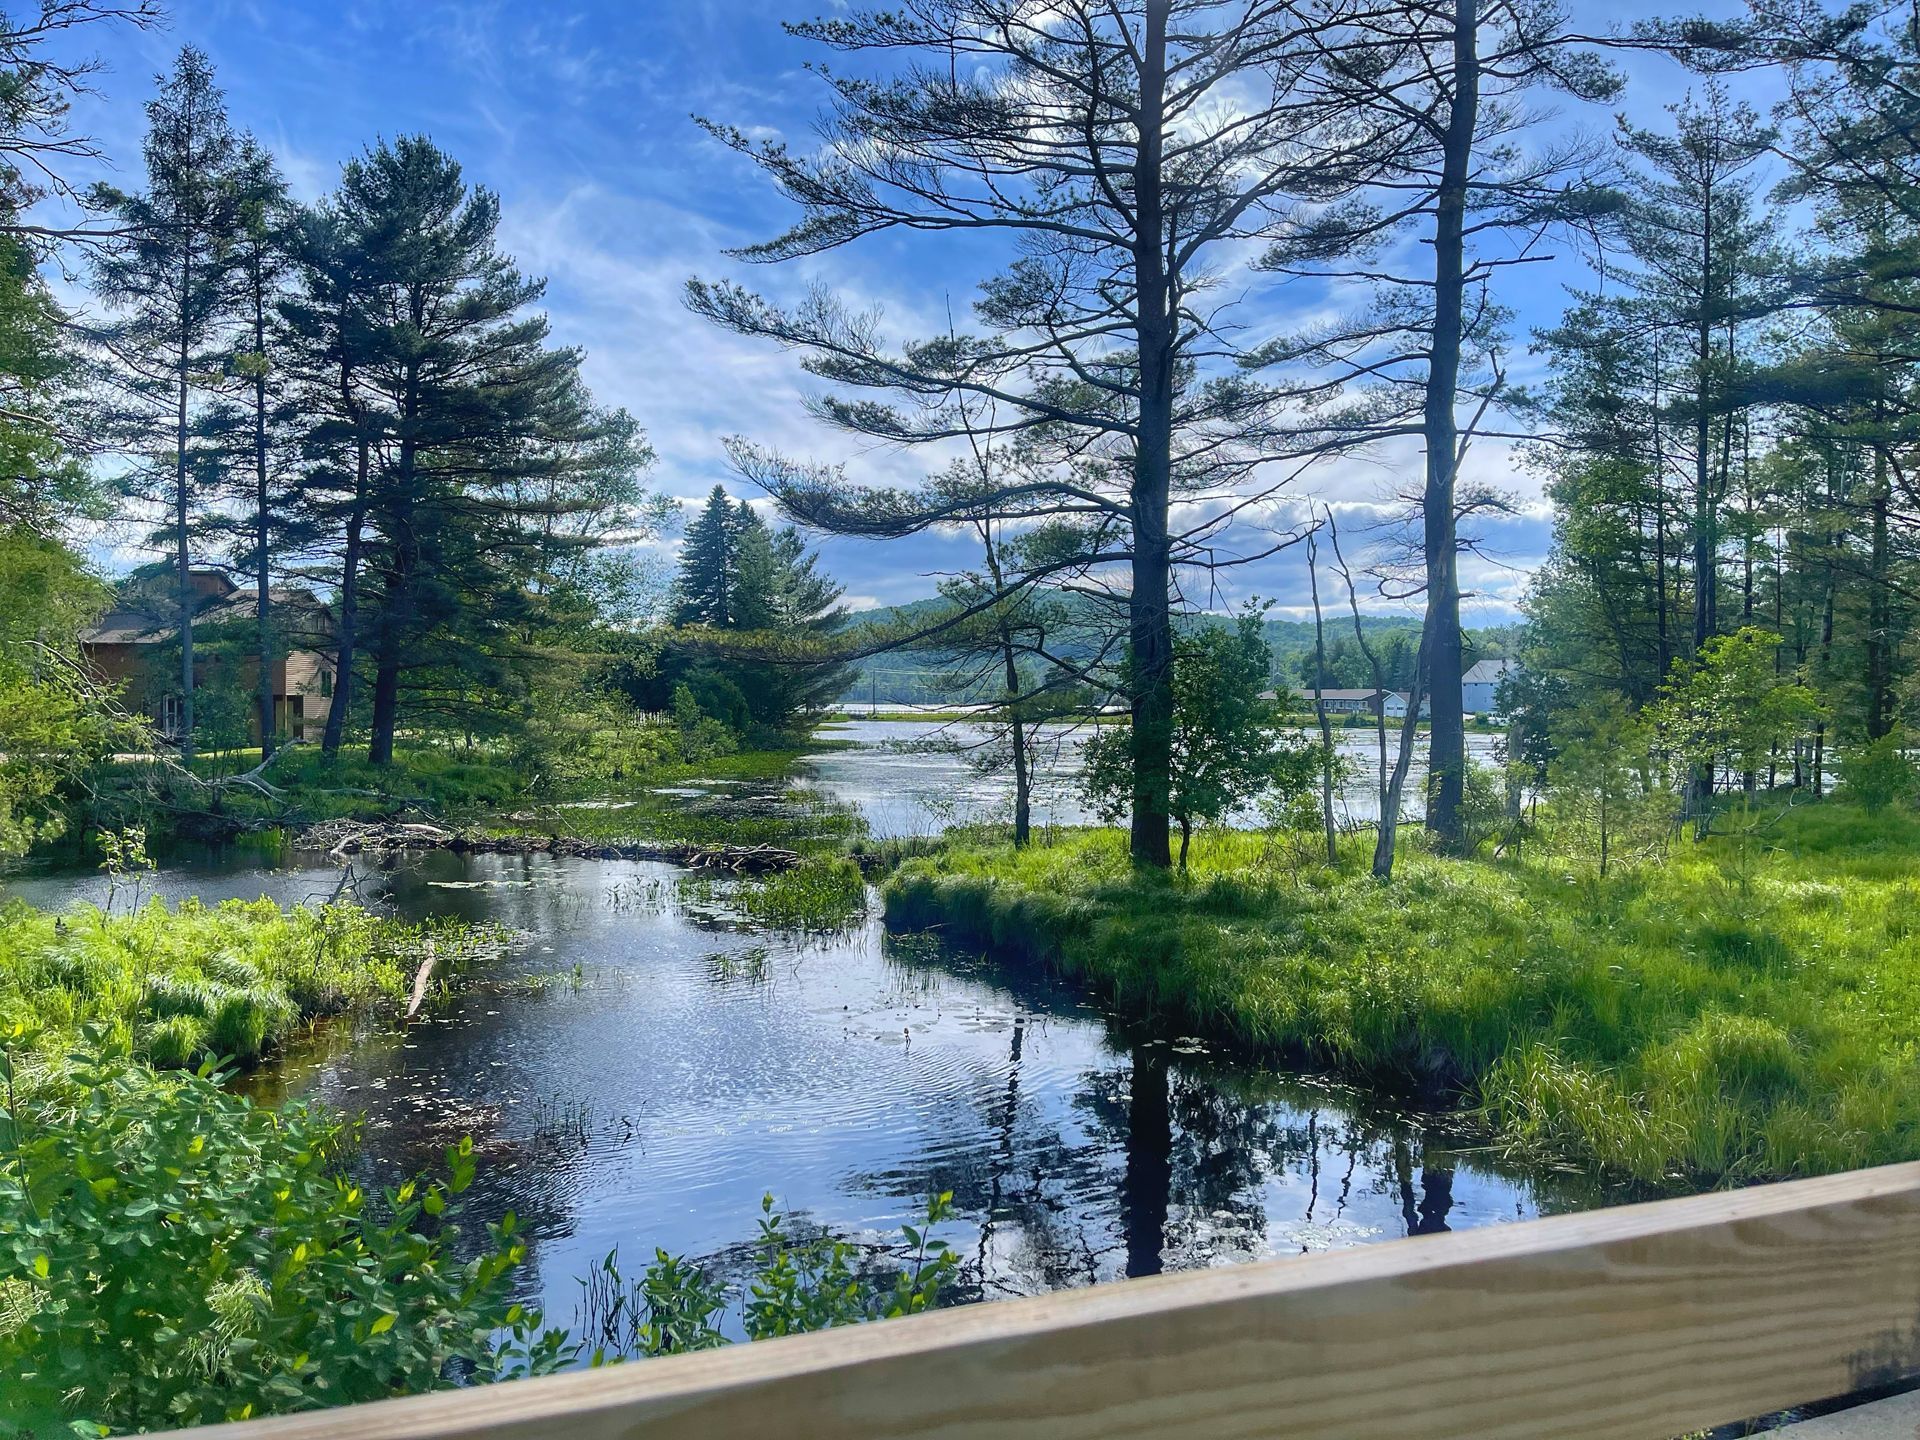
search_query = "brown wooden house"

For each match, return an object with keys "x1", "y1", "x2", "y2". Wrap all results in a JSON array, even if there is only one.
[{"x1": 82, "y1": 569, "x2": 338, "y2": 744}]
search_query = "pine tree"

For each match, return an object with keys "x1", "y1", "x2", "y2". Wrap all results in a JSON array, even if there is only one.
[
  {"x1": 280, "y1": 198, "x2": 385, "y2": 757},
  {"x1": 673, "y1": 485, "x2": 740, "y2": 628},
  {"x1": 665, "y1": 488, "x2": 849, "y2": 734},
  {"x1": 323, "y1": 137, "x2": 589, "y2": 765},
  {"x1": 200, "y1": 136, "x2": 294, "y2": 755},
  {"x1": 1614, "y1": 87, "x2": 1780, "y2": 668},
  {"x1": 1252, "y1": 0, "x2": 1621, "y2": 862},
  {"x1": 690, "y1": 1, "x2": 1423, "y2": 867},
  {"x1": 88, "y1": 46, "x2": 245, "y2": 760}
]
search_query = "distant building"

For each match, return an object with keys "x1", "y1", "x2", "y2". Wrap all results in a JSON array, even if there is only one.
[
  {"x1": 1462, "y1": 658, "x2": 1515, "y2": 716},
  {"x1": 1288, "y1": 686, "x2": 1409, "y2": 719},
  {"x1": 82, "y1": 570, "x2": 338, "y2": 744}
]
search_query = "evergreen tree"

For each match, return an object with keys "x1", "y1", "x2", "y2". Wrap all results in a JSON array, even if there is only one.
[
  {"x1": 200, "y1": 135, "x2": 294, "y2": 755},
  {"x1": 322, "y1": 137, "x2": 594, "y2": 765},
  {"x1": 672, "y1": 485, "x2": 740, "y2": 628},
  {"x1": 1614, "y1": 87, "x2": 1781, "y2": 671},
  {"x1": 87, "y1": 47, "x2": 245, "y2": 760},
  {"x1": 279, "y1": 198, "x2": 385, "y2": 757},
  {"x1": 661, "y1": 486, "x2": 848, "y2": 735},
  {"x1": 691, "y1": 0, "x2": 1424, "y2": 868},
  {"x1": 1251, "y1": 0, "x2": 1621, "y2": 861}
]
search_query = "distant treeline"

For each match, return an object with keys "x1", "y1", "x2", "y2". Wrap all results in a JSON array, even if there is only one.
[{"x1": 838, "y1": 598, "x2": 1512, "y2": 706}]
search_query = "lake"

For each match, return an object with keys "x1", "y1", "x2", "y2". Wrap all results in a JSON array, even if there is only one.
[{"x1": 803, "y1": 718, "x2": 1508, "y2": 835}]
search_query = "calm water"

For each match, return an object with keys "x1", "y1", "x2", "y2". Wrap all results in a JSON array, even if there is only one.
[
  {"x1": 805, "y1": 719, "x2": 1507, "y2": 836},
  {"x1": 1, "y1": 726, "x2": 1607, "y2": 1344}
]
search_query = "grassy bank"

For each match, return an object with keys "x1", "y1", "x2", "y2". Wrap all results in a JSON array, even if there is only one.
[
  {"x1": 0, "y1": 897, "x2": 466, "y2": 1068},
  {"x1": 88, "y1": 735, "x2": 851, "y2": 833},
  {"x1": 883, "y1": 806, "x2": 1920, "y2": 1188}
]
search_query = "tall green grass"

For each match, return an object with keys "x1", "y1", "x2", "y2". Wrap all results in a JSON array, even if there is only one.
[
  {"x1": 0, "y1": 897, "x2": 460, "y2": 1069},
  {"x1": 883, "y1": 806, "x2": 1920, "y2": 1187},
  {"x1": 679, "y1": 857, "x2": 869, "y2": 932}
]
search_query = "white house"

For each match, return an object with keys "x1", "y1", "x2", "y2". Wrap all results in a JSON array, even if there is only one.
[{"x1": 1461, "y1": 658, "x2": 1514, "y2": 716}]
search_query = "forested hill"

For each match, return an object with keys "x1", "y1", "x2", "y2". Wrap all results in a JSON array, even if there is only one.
[{"x1": 836, "y1": 597, "x2": 1513, "y2": 705}]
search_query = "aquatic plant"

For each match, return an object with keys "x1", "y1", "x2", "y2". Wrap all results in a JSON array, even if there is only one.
[
  {"x1": 679, "y1": 857, "x2": 869, "y2": 934},
  {"x1": 731, "y1": 858, "x2": 868, "y2": 932},
  {"x1": 573, "y1": 1191, "x2": 957, "y2": 1361},
  {"x1": 528, "y1": 1093, "x2": 595, "y2": 1152},
  {"x1": 704, "y1": 946, "x2": 773, "y2": 984}
]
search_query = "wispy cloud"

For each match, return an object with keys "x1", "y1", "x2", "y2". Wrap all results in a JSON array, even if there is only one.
[{"x1": 32, "y1": 0, "x2": 1736, "y2": 618}]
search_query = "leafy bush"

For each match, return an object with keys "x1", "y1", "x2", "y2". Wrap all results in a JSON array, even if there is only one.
[
  {"x1": 0, "y1": 528, "x2": 122, "y2": 860},
  {"x1": 1839, "y1": 733, "x2": 1918, "y2": 813},
  {"x1": 515, "y1": 691, "x2": 696, "y2": 791},
  {"x1": 671, "y1": 684, "x2": 737, "y2": 765},
  {"x1": 575, "y1": 1192, "x2": 957, "y2": 1361},
  {"x1": 1082, "y1": 612, "x2": 1319, "y2": 868},
  {"x1": 0, "y1": 1038, "x2": 568, "y2": 1435}
]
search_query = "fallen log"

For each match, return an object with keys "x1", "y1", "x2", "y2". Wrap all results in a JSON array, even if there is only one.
[{"x1": 295, "y1": 819, "x2": 803, "y2": 874}]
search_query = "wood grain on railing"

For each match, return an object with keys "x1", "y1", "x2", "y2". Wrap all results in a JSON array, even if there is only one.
[{"x1": 157, "y1": 1163, "x2": 1920, "y2": 1440}]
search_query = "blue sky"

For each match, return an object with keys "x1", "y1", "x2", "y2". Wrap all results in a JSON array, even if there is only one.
[{"x1": 42, "y1": 0, "x2": 1774, "y2": 623}]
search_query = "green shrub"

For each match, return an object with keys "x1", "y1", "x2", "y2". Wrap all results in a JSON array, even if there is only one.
[
  {"x1": 1839, "y1": 734, "x2": 1918, "y2": 813},
  {"x1": 0, "y1": 1037, "x2": 569, "y2": 1435}
]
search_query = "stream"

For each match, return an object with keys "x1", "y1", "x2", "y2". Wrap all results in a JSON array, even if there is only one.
[{"x1": 1, "y1": 721, "x2": 1610, "y2": 1345}]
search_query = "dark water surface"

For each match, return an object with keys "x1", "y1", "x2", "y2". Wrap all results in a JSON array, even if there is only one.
[{"x1": 4, "y1": 832, "x2": 1619, "y2": 1340}]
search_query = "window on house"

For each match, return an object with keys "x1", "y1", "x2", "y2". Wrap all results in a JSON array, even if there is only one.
[{"x1": 319, "y1": 669, "x2": 333, "y2": 698}]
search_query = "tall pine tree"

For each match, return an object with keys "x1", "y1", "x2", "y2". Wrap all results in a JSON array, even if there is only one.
[
  {"x1": 88, "y1": 47, "x2": 244, "y2": 759},
  {"x1": 324, "y1": 137, "x2": 590, "y2": 765}
]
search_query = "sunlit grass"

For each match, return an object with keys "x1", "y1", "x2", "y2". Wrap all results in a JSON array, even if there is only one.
[
  {"x1": 96, "y1": 736, "x2": 857, "y2": 839},
  {"x1": 680, "y1": 857, "x2": 869, "y2": 933},
  {"x1": 883, "y1": 804, "x2": 1920, "y2": 1187},
  {"x1": 0, "y1": 897, "x2": 481, "y2": 1069}
]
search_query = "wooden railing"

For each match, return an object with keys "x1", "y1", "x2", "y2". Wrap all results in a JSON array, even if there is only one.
[{"x1": 158, "y1": 1164, "x2": 1920, "y2": 1440}]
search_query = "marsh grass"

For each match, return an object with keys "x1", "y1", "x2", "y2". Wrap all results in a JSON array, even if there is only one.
[
  {"x1": 883, "y1": 805, "x2": 1920, "y2": 1187},
  {"x1": 0, "y1": 897, "x2": 475, "y2": 1069},
  {"x1": 89, "y1": 739, "x2": 860, "y2": 848},
  {"x1": 479, "y1": 763, "x2": 869, "y2": 855},
  {"x1": 680, "y1": 858, "x2": 869, "y2": 933}
]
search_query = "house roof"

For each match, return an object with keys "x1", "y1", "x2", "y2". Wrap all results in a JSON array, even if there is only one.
[
  {"x1": 82, "y1": 571, "x2": 336, "y2": 651},
  {"x1": 1462, "y1": 658, "x2": 1513, "y2": 685},
  {"x1": 1291, "y1": 687, "x2": 1396, "y2": 703}
]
